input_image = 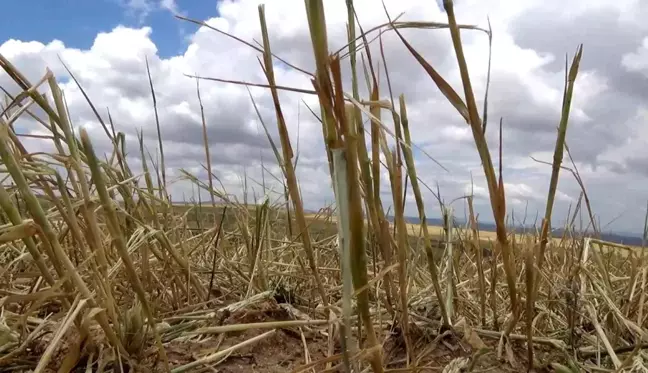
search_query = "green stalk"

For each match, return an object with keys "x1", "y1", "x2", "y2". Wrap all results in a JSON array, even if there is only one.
[
  {"x1": 347, "y1": 0, "x2": 396, "y2": 317},
  {"x1": 399, "y1": 95, "x2": 450, "y2": 327},
  {"x1": 145, "y1": 57, "x2": 166, "y2": 199},
  {"x1": 534, "y1": 46, "x2": 583, "y2": 296},
  {"x1": 196, "y1": 76, "x2": 216, "y2": 221},
  {"x1": 468, "y1": 196, "x2": 486, "y2": 326}
]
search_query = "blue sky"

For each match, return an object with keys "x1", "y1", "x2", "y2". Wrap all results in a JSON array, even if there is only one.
[{"x1": 0, "y1": 0, "x2": 219, "y2": 58}]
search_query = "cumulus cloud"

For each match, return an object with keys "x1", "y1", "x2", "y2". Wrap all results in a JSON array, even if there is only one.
[
  {"x1": 2, "y1": 0, "x2": 648, "y2": 233},
  {"x1": 160, "y1": 0, "x2": 181, "y2": 14},
  {"x1": 116, "y1": 0, "x2": 182, "y2": 23}
]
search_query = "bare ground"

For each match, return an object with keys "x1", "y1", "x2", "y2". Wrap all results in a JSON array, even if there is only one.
[{"x1": 11, "y1": 295, "x2": 566, "y2": 373}]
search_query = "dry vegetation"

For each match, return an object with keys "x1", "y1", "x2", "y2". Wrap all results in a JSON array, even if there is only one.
[{"x1": 1, "y1": 0, "x2": 648, "y2": 372}]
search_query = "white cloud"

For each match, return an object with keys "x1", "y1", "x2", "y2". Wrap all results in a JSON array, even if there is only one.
[
  {"x1": 160, "y1": 0, "x2": 180, "y2": 14},
  {"x1": 116, "y1": 0, "x2": 185, "y2": 22},
  {"x1": 3, "y1": 0, "x2": 648, "y2": 232},
  {"x1": 623, "y1": 37, "x2": 648, "y2": 73},
  {"x1": 121, "y1": 0, "x2": 156, "y2": 22}
]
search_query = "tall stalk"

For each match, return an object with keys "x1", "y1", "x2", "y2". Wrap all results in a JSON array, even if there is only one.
[
  {"x1": 441, "y1": 0, "x2": 517, "y2": 322},
  {"x1": 338, "y1": 84, "x2": 383, "y2": 373},
  {"x1": 390, "y1": 148, "x2": 412, "y2": 365},
  {"x1": 468, "y1": 196, "x2": 486, "y2": 326},
  {"x1": 399, "y1": 95, "x2": 450, "y2": 327},
  {"x1": 145, "y1": 57, "x2": 166, "y2": 199},
  {"x1": 257, "y1": 4, "x2": 329, "y2": 307},
  {"x1": 442, "y1": 206, "x2": 455, "y2": 323},
  {"x1": 534, "y1": 46, "x2": 584, "y2": 295},
  {"x1": 332, "y1": 140, "x2": 354, "y2": 373},
  {"x1": 345, "y1": 0, "x2": 396, "y2": 318},
  {"x1": 196, "y1": 77, "x2": 216, "y2": 210}
]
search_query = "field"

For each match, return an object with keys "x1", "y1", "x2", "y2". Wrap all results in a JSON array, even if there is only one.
[{"x1": 2, "y1": 1, "x2": 648, "y2": 372}]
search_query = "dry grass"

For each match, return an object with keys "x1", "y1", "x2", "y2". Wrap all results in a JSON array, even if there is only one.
[{"x1": 1, "y1": 1, "x2": 648, "y2": 372}]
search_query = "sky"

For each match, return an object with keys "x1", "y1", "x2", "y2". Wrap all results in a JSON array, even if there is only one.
[{"x1": 1, "y1": 0, "x2": 648, "y2": 235}]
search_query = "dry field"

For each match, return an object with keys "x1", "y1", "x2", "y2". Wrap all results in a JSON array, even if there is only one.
[{"x1": 1, "y1": 1, "x2": 648, "y2": 373}]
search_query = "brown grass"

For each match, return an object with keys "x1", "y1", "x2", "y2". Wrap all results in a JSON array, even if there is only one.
[{"x1": 1, "y1": 1, "x2": 647, "y2": 373}]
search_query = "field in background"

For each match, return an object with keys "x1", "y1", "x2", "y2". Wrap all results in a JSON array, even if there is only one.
[{"x1": 1, "y1": 1, "x2": 648, "y2": 372}]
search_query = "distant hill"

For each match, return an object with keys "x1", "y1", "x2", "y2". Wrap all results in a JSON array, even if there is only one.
[
  {"x1": 398, "y1": 216, "x2": 646, "y2": 247},
  {"x1": 308, "y1": 207, "x2": 646, "y2": 247}
]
